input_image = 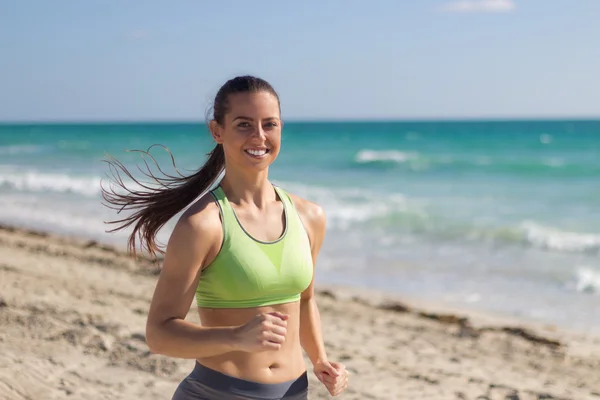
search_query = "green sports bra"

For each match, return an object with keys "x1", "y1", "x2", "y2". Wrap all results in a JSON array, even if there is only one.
[{"x1": 195, "y1": 185, "x2": 314, "y2": 308}]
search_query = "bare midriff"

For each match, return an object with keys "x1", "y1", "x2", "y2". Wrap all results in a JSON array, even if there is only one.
[{"x1": 196, "y1": 300, "x2": 306, "y2": 384}]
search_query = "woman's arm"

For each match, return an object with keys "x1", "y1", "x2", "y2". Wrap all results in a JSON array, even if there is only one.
[
  {"x1": 145, "y1": 197, "x2": 238, "y2": 358},
  {"x1": 293, "y1": 198, "x2": 330, "y2": 365},
  {"x1": 294, "y1": 196, "x2": 349, "y2": 397},
  {"x1": 300, "y1": 284, "x2": 329, "y2": 365}
]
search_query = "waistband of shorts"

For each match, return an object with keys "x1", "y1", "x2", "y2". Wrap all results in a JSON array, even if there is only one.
[{"x1": 189, "y1": 362, "x2": 308, "y2": 399}]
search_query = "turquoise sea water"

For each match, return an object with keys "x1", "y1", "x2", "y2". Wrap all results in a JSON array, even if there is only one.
[{"x1": 1, "y1": 120, "x2": 599, "y2": 332}]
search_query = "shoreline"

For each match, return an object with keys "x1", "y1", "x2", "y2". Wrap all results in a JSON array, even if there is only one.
[
  {"x1": 0, "y1": 221, "x2": 594, "y2": 339},
  {"x1": 2, "y1": 222, "x2": 600, "y2": 399}
]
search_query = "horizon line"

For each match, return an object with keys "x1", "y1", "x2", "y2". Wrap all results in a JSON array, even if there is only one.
[{"x1": 1, "y1": 115, "x2": 600, "y2": 125}]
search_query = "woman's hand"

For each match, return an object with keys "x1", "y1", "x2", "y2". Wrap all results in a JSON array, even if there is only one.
[
  {"x1": 233, "y1": 312, "x2": 289, "y2": 352},
  {"x1": 313, "y1": 360, "x2": 349, "y2": 396}
]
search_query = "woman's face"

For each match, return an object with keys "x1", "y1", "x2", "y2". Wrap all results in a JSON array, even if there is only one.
[{"x1": 211, "y1": 91, "x2": 282, "y2": 173}]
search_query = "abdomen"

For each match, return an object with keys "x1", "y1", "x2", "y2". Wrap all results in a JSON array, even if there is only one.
[{"x1": 195, "y1": 300, "x2": 306, "y2": 384}]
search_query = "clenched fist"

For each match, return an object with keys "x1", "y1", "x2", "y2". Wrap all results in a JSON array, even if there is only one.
[{"x1": 233, "y1": 312, "x2": 289, "y2": 352}]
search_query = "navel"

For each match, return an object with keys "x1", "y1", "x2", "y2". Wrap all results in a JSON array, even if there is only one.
[{"x1": 268, "y1": 363, "x2": 280, "y2": 370}]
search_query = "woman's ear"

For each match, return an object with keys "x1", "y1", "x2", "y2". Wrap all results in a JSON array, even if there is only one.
[{"x1": 209, "y1": 120, "x2": 224, "y2": 144}]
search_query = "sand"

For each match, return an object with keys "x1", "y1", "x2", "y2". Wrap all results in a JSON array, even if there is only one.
[{"x1": 1, "y1": 224, "x2": 600, "y2": 400}]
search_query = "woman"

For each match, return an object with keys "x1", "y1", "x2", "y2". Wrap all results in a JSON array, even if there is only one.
[{"x1": 102, "y1": 76, "x2": 349, "y2": 399}]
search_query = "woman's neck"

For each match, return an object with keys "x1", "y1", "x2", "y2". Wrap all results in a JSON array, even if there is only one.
[{"x1": 219, "y1": 168, "x2": 274, "y2": 208}]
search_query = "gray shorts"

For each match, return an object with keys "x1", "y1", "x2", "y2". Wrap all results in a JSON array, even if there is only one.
[{"x1": 171, "y1": 362, "x2": 309, "y2": 400}]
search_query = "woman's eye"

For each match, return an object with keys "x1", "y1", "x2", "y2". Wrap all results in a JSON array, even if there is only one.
[{"x1": 237, "y1": 121, "x2": 278, "y2": 129}]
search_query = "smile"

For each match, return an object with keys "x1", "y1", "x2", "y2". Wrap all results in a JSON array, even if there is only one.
[{"x1": 244, "y1": 148, "x2": 270, "y2": 158}]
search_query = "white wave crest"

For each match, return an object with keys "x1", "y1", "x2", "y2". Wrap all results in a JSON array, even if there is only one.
[
  {"x1": 520, "y1": 221, "x2": 600, "y2": 254},
  {"x1": 355, "y1": 149, "x2": 419, "y2": 164},
  {"x1": 0, "y1": 170, "x2": 102, "y2": 197},
  {"x1": 0, "y1": 169, "x2": 153, "y2": 198},
  {"x1": 573, "y1": 267, "x2": 600, "y2": 294}
]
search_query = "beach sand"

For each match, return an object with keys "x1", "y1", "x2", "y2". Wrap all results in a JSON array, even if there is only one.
[{"x1": 1, "y1": 224, "x2": 600, "y2": 400}]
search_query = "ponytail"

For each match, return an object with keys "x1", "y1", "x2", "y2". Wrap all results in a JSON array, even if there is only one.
[{"x1": 101, "y1": 143, "x2": 224, "y2": 259}]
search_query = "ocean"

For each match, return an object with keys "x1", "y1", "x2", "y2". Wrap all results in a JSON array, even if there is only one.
[{"x1": 1, "y1": 120, "x2": 599, "y2": 333}]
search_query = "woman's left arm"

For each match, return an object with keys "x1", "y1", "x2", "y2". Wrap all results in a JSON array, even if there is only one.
[
  {"x1": 298, "y1": 202, "x2": 328, "y2": 365},
  {"x1": 295, "y1": 198, "x2": 349, "y2": 397}
]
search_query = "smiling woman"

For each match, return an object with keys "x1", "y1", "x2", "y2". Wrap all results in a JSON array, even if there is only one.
[{"x1": 101, "y1": 75, "x2": 349, "y2": 400}]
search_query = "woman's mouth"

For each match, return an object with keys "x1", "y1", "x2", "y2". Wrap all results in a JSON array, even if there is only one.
[{"x1": 244, "y1": 148, "x2": 270, "y2": 158}]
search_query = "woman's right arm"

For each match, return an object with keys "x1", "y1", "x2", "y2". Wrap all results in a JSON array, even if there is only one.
[{"x1": 144, "y1": 199, "x2": 238, "y2": 359}]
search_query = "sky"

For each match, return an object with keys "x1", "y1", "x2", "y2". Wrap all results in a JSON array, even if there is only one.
[{"x1": 2, "y1": 0, "x2": 600, "y2": 122}]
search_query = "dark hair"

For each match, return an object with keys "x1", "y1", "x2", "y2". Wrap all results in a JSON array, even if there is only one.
[{"x1": 101, "y1": 75, "x2": 280, "y2": 259}]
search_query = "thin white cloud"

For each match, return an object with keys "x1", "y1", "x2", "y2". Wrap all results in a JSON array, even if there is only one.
[{"x1": 438, "y1": 0, "x2": 516, "y2": 13}]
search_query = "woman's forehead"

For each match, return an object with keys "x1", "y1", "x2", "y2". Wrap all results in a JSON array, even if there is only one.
[{"x1": 226, "y1": 92, "x2": 280, "y2": 117}]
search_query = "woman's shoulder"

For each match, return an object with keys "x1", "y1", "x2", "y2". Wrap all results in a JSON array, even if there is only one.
[
  {"x1": 172, "y1": 191, "x2": 222, "y2": 240},
  {"x1": 280, "y1": 188, "x2": 327, "y2": 233},
  {"x1": 159, "y1": 191, "x2": 223, "y2": 269}
]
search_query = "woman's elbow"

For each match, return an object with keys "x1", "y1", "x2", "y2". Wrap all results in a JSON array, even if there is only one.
[{"x1": 145, "y1": 320, "x2": 167, "y2": 354}]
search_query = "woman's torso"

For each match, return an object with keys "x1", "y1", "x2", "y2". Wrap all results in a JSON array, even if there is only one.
[{"x1": 191, "y1": 184, "x2": 313, "y2": 383}]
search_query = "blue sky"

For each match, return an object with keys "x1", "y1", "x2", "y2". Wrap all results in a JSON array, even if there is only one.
[{"x1": 2, "y1": 0, "x2": 599, "y2": 121}]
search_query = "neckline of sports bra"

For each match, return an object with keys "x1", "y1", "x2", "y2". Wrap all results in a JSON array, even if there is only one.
[{"x1": 217, "y1": 184, "x2": 289, "y2": 245}]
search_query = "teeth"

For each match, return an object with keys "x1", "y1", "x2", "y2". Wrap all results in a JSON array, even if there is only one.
[{"x1": 246, "y1": 149, "x2": 267, "y2": 156}]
